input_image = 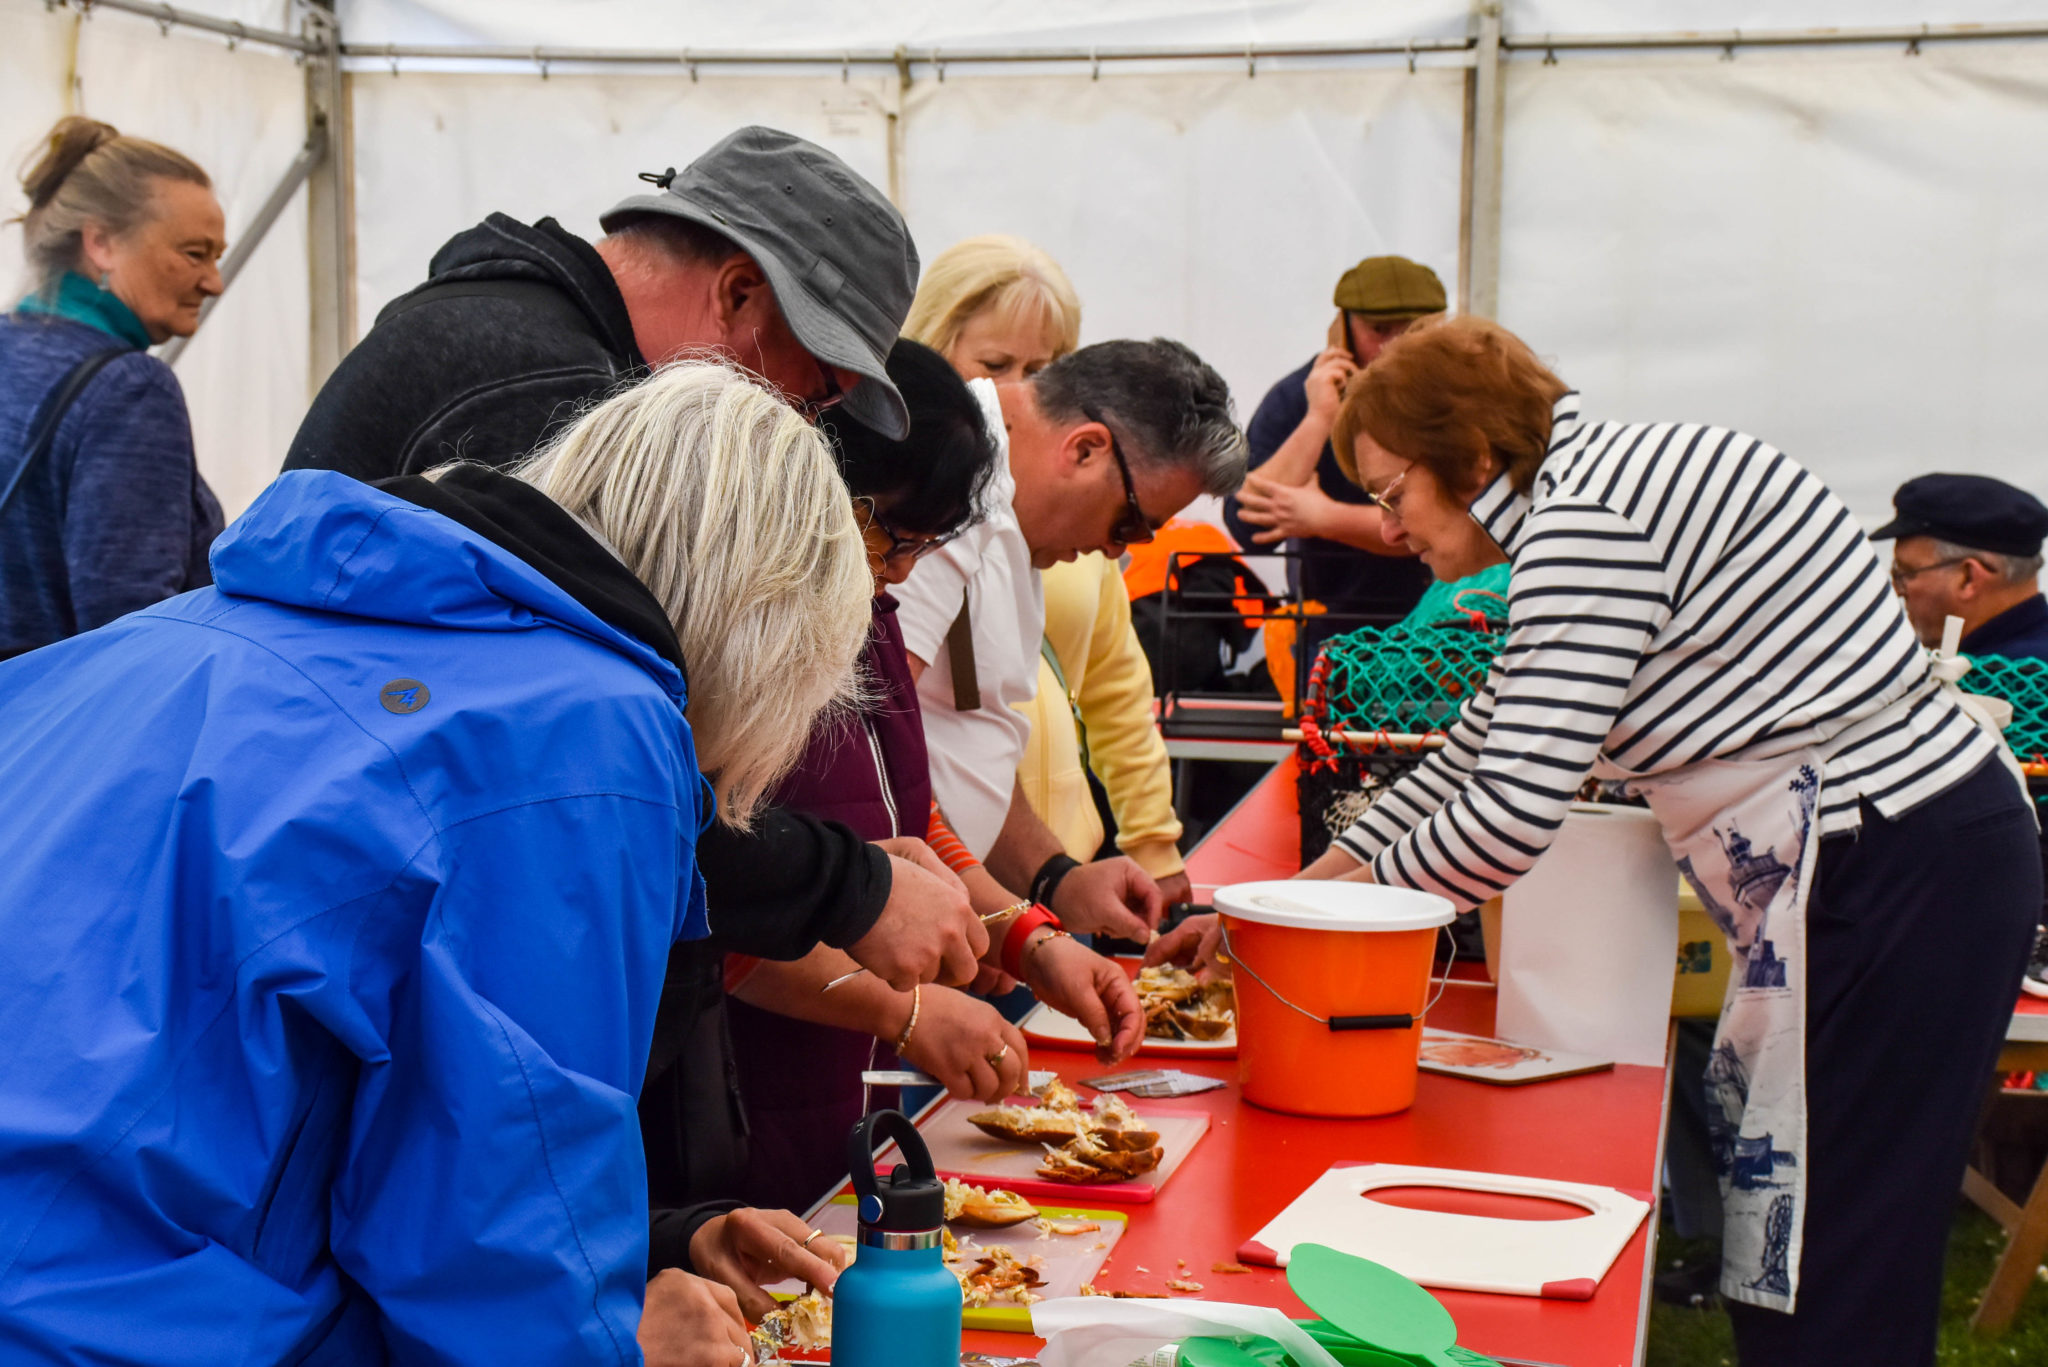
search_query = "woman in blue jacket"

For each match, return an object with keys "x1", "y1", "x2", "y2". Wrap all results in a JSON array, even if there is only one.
[
  {"x1": 1, "y1": 116, "x2": 227, "y2": 658},
  {"x1": 0, "y1": 362, "x2": 874, "y2": 1365}
]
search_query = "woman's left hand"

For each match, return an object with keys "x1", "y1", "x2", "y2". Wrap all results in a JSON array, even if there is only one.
[
  {"x1": 1023, "y1": 934, "x2": 1145, "y2": 1063},
  {"x1": 688, "y1": 1208, "x2": 851, "y2": 1320}
]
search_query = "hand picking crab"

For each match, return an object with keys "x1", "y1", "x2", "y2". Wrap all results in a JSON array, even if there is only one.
[{"x1": 1134, "y1": 964, "x2": 1235, "y2": 1041}]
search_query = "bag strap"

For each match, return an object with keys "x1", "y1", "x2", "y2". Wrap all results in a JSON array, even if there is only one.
[
  {"x1": 1040, "y1": 635, "x2": 1089, "y2": 766},
  {"x1": 0, "y1": 348, "x2": 126, "y2": 522},
  {"x1": 944, "y1": 596, "x2": 980, "y2": 712}
]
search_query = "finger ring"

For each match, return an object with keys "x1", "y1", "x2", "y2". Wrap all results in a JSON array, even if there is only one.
[
  {"x1": 800, "y1": 1229, "x2": 826, "y2": 1249},
  {"x1": 985, "y1": 1044, "x2": 1009, "y2": 1065}
]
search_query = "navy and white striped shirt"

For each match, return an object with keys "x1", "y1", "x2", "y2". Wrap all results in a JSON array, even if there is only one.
[{"x1": 1334, "y1": 392, "x2": 1996, "y2": 909}]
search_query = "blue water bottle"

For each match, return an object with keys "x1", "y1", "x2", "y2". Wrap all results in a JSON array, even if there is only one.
[{"x1": 831, "y1": 1109, "x2": 961, "y2": 1367}]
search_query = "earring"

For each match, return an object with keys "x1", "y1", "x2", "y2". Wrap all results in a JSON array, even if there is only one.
[{"x1": 97, "y1": 272, "x2": 111, "y2": 291}]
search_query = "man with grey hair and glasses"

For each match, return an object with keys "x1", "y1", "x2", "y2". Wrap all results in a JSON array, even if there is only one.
[
  {"x1": 1875, "y1": 472, "x2": 2048, "y2": 662},
  {"x1": 894, "y1": 338, "x2": 1248, "y2": 953}
]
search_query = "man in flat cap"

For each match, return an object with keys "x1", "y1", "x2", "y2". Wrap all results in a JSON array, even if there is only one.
[
  {"x1": 1874, "y1": 472, "x2": 2048, "y2": 661},
  {"x1": 1224, "y1": 256, "x2": 1445, "y2": 672}
]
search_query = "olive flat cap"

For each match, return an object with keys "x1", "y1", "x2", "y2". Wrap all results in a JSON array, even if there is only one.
[
  {"x1": 1871, "y1": 473, "x2": 2048, "y2": 558},
  {"x1": 602, "y1": 126, "x2": 919, "y2": 439},
  {"x1": 1333, "y1": 256, "x2": 1447, "y2": 320}
]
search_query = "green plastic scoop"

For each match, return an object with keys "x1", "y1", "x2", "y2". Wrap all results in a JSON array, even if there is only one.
[{"x1": 1176, "y1": 1245, "x2": 1499, "y2": 1367}]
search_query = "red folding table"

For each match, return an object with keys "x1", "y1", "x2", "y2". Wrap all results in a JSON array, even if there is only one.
[{"x1": 942, "y1": 757, "x2": 1673, "y2": 1366}]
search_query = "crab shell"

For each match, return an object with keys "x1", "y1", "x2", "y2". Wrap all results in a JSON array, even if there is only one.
[{"x1": 951, "y1": 1188, "x2": 1040, "y2": 1229}]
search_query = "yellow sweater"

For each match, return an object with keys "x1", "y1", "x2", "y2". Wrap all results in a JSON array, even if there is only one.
[{"x1": 1015, "y1": 553, "x2": 1185, "y2": 879}]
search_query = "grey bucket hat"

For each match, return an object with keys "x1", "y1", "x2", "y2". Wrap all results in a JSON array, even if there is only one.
[{"x1": 601, "y1": 126, "x2": 919, "y2": 439}]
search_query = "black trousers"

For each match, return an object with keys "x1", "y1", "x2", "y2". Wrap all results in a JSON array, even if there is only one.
[{"x1": 1727, "y1": 757, "x2": 2041, "y2": 1367}]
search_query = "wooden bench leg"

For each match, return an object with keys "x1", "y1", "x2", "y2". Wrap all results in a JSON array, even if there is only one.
[
  {"x1": 1965, "y1": 1164, "x2": 2024, "y2": 1233},
  {"x1": 1973, "y1": 1152, "x2": 2048, "y2": 1335}
]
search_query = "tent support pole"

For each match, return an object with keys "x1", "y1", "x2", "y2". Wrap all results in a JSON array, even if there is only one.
[
  {"x1": 1463, "y1": 3, "x2": 1505, "y2": 320},
  {"x1": 305, "y1": 1, "x2": 357, "y2": 389},
  {"x1": 51, "y1": 0, "x2": 319, "y2": 54}
]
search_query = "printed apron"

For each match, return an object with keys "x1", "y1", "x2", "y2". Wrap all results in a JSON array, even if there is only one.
[{"x1": 1628, "y1": 752, "x2": 1824, "y2": 1313}]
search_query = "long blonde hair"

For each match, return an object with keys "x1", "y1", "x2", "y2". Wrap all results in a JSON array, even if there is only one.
[
  {"x1": 904, "y1": 234, "x2": 1082, "y2": 362},
  {"x1": 516, "y1": 361, "x2": 872, "y2": 829}
]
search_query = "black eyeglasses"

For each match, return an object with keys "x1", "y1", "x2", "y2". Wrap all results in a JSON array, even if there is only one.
[
  {"x1": 854, "y1": 498, "x2": 960, "y2": 562},
  {"x1": 1078, "y1": 404, "x2": 1157, "y2": 547}
]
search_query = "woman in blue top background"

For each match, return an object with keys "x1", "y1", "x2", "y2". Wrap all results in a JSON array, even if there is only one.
[
  {"x1": 1, "y1": 116, "x2": 226, "y2": 658},
  {"x1": 0, "y1": 362, "x2": 875, "y2": 1365}
]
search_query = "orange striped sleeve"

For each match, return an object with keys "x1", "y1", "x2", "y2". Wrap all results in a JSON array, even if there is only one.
[{"x1": 927, "y1": 801, "x2": 980, "y2": 874}]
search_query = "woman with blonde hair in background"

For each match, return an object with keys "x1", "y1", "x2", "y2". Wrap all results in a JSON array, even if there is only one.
[
  {"x1": 907, "y1": 234, "x2": 1193, "y2": 912},
  {"x1": 0, "y1": 362, "x2": 887, "y2": 1366},
  {"x1": 1, "y1": 116, "x2": 226, "y2": 659}
]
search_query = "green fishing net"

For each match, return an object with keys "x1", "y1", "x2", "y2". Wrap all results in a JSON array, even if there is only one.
[{"x1": 1963, "y1": 655, "x2": 2048, "y2": 766}]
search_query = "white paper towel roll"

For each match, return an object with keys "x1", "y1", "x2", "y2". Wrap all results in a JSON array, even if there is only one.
[{"x1": 1496, "y1": 803, "x2": 1679, "y2": 1067}]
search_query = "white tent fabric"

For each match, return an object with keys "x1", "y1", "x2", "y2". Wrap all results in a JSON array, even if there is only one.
[
  {"x1": 1499, "y1": 40, "x2": 2048, "y2": 527},
  {"x1": 350, "y1": 61, "x2": 1466, "y2": 499},
  {"x1": 3, "y1": 0, "x2": 309, "y2": 518},
  {"x1": 7, "y1": 0, "x2": 2048, "y2": 532},
  {"x1": 335, "y1": 0, "x2": 1474, "y2": 51}
]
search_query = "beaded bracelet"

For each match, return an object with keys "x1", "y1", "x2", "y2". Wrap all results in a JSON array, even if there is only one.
[
  {"x1": 1020, "y1": 928, "x2": 1072, "y2": 979},
  {"x1": 894, "y1": 984, "x2": 922, "y2": 1053}
]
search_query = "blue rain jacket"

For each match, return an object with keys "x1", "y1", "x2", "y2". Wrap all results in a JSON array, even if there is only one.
[{"x1": 0, "y1": 470, "x2": 711, "y2": 1364}]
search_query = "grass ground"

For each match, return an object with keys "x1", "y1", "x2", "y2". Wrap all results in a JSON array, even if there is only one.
[{"x1": 1646, "y1": 1204, "x2": 2048, "y2": 1365}]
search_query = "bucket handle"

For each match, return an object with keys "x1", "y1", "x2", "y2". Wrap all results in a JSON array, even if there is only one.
[{"x1": 1217, "y1": 919, "x2": 1456, "y2": 1032}]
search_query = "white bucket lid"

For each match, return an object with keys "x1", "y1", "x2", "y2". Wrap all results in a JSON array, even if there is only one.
[{"x1": 1213, "y1": 880, "x2": 1456, "y2": 933}]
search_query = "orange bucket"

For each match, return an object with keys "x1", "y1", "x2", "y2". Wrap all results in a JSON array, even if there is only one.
[{"x1": 1214, "y1": 880, "x2": 1455, "y2": 1117}]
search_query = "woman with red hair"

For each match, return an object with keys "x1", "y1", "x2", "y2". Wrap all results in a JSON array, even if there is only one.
[{"x1": 1155, "y1": 316, "x2": 2039, "y2": 1367}]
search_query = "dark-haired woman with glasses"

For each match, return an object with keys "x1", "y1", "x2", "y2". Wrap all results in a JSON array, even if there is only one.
[{"x1": 647, "y1": 340, "x2": 1144, "y2": 1230}]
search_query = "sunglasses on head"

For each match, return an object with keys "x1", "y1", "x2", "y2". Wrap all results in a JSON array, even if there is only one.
[{"x1": 1077, "y1": 404, "x2": 1157, "y2": 547}]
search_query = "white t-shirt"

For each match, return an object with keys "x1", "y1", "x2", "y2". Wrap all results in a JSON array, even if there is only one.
[{"x1": 892, "y1": 378, "x2": 1044, "y2": 860}]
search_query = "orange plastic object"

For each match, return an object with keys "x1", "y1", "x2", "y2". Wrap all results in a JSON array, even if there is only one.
[{"x1": 1225, "y1": 913, "x2": 1440, "y2": 1117}]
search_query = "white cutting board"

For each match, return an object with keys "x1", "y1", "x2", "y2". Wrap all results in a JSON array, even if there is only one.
[
  {"x1": 1020, "y1": 1000, "x2": 1236, "y2": 1057},
  {"x1": 1240, "y1": 1162, "x2": 1650, "y2": 1299}
]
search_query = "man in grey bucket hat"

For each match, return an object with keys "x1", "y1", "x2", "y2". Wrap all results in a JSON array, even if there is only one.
[
  {"x1": 285, "y1": 124, "x2": 919, "y2": 482},
  {"x1": 602, "y1": 125, "x2": 917, "y2": 437},
  {"x1": 282, "y1": 129, "x2": 989, "y2": 1342}
]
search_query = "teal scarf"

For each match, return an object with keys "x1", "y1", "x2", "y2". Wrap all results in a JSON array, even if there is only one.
[{"x1": 15, "y1": 272, "x2": 152, "y2": 350}]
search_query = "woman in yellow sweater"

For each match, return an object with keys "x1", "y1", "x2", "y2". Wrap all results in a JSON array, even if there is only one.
[{"x1": 905, "y1": 236, "x2": 1190, "y2": 906}]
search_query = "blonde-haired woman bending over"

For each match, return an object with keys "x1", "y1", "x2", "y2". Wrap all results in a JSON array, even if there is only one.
[
  {"x1": 907, "y1": 234, "x2": 1191, "y2": 910},
  {"x1": 0, "y1": 363, "x2": 872, "y2": 1367}
]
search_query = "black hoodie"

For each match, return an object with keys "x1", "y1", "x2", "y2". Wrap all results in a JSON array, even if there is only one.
[
  {"x1": 289, "y1": 216, "x2": 891, "y2": 968},
  {"x1": 285, "y1": 215, "x2": 641, "y2": 481},
  {"x1": 302, "y1": 228, "x2": 897, "y2": 1253}
]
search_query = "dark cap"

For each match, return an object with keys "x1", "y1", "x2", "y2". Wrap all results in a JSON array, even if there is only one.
[
  {"x1": 1333, "y1": 255, "x2": 1447, "y2": 320},
  {"x1": 601, "y1": 126, "x2": 919, "y2": 439},
  {"x1": 1870, "y1": 473, "x2": 2048, "y2": 558}
]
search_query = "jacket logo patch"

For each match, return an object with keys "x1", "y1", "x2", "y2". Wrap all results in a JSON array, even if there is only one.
[{"x1": 380, "y1": 679, "x2": 431, "y2": 715}]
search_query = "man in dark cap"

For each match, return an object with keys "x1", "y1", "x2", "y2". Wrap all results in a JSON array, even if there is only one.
[
  {"x1": 1224, "y1": 255, "x2": 1446, "y2": 674},
  {"x1": 1873, "y1": 472, "x2": 2048, "y2": 661}
]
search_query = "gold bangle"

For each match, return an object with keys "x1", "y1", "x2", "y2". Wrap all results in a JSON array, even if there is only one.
[
  {"x1": 979, "y1": 899, "x2": 1033, "y2": 927},
  {"x1": 893, "y1": 984, "x2": 922, "y2": 1053}
]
